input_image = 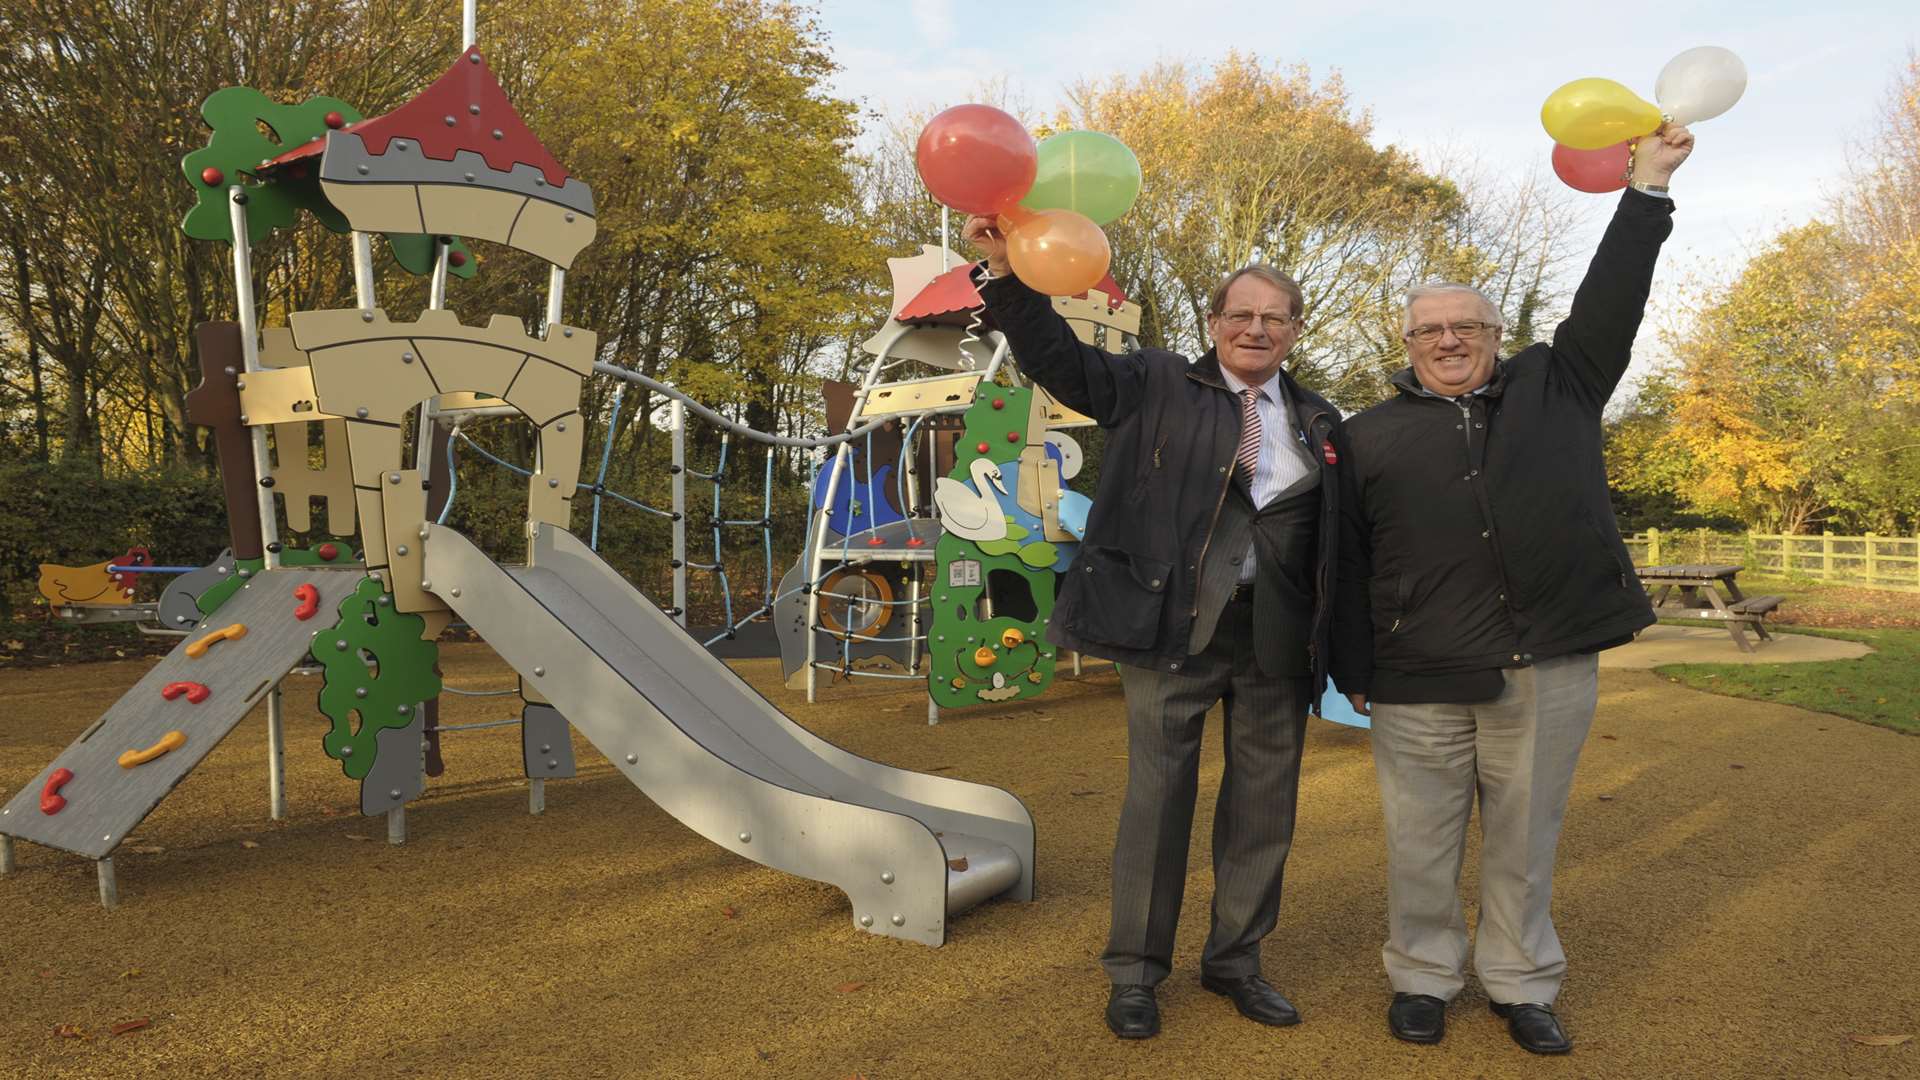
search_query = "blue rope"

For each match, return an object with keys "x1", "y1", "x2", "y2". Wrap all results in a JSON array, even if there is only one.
[{"x1": 590, "y1": 384, "x2": 626, "y2": 551}]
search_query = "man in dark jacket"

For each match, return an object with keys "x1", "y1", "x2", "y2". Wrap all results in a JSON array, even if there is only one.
[
  {"x1": 965, "y1": 216, "x2": 1346, "y2": 1041},
  {"x1": 1330, "y1": 125, "x2": 1694, "y2": 1055}
]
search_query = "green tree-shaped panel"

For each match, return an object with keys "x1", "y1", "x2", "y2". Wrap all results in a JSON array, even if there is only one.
[{"x1": 315, "y1": 577, "x2": 442, "y2": 780}]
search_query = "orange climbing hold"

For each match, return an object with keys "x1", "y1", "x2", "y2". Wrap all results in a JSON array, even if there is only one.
[
  {"x1": 973, "y1": 645, "x2": 997, "y2": 667},
  {"x1": 161, "y1": 681, "x2": 211, "y2": 704},
  {"x1": 184, "y1": 622, "x2": 247, "y2": 658},
  {"x1": 119, "y1": 731, "x2": 188, "y2": 769}
]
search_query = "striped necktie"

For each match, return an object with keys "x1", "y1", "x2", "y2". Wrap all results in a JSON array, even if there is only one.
[{"x1": 1235, "y1": 387, "x2": 1262, "y2": 492}]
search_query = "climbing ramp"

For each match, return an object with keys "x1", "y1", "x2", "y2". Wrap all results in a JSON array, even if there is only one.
[
  {"x1": 1, "y1": 568, "x2": 364, "y2": 859},
  {"x1": 424, "y1": 522, "x2": 1034, "y2": 946}
]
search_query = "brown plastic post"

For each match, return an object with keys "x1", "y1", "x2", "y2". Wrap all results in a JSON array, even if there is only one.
[{"x1": 184, "y1": 322, "x2": 265, "y2": 560}]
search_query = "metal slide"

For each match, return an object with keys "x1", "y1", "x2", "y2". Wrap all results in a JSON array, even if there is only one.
[{"x1": 422, "y1": 523, "x2": 1034, "y2": 945}]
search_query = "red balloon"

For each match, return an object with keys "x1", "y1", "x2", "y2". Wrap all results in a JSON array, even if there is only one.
[
  {"x1": 1551, "y1": 140, "x2": 1631, "y2": 194},
  {"x1": 915, "y1": 105, "x2": 1037, "y2": 215}
]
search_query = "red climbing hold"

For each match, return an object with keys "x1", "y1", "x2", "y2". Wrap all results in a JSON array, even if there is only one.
[
  {"x1": 292, "y1": 583, "x2": 320, "y2": 621},
  {"x1": 991, "y1": 398, "x2": 1005, "y2": 410},
  {"x1": 161, "y1": 681, "x2": 212, "y2": 705},
  {"x1": 975, "y1": 441, "x2": 989, "y2": 454},
  {"x1": 324, "y1": 110, "x2": 346, "y2": 129},
  {"x1": 40, "y1": 768, "x2": 74, "y2": 815},
  {"x1": 868, "y1": 536, "x2": 886, "y2": 546},
  {"x1": 906, "y1": 537, "x2": 926, "y2": 548},
  {"x1": 201, "y1": 166, "x2": 225, "y2": 187},
  {"x1": 1006, "y1": 431, "x2": 1019, "y2": 442},
  {"x1": 448, "y1": 250, "x2": 468, "y2": 268},
  {"x1": 316, "y1": 543, "x2": 339, "y2": 561}
]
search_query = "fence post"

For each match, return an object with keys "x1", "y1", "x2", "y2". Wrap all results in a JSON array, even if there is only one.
[
  {"x1": 1742, "y1": 530, "x2": 1755, "y2": 569},
  {"x1": 1647, "y1": 527, "x2": 1661, "y2": 565},
  {"x1": 1821, "y1": 531, "x2": 1833, "y2": 582},
  {"x1": 1865, "y1": 532, "x2": 1878, "y2": 587}
]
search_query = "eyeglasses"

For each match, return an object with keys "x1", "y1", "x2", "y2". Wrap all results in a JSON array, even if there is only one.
[
  {"x1": 1217, "y1": 310, "x2": 1300, "y2": 332},
  {"x1": 1405, "y1": 320, "x2": 1500, "y2": 344}
]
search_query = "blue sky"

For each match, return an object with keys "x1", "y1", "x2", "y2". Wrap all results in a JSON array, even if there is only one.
[{"x1": 812, "y1": 0, "x2": 1920, "y2": 376}]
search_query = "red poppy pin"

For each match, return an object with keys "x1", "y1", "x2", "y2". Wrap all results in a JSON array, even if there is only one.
[{"x1": 1321, "y1": 440, "x2": 1339, "y2": 465}]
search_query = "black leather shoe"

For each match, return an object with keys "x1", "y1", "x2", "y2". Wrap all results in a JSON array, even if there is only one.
[
  {"x1": 1106, "y1": 984, "x2": 1160, "y2": 1039},
  {"x1": 1387, "y1": 992, "x2": 1447, "y2": 1044},
  {"x1": 1199, "y1": 973, "x2": 1301, "y2": 1027},
  {"x1": 1489, "y1": 1001, "x2": 1572, "y2": 1054}
]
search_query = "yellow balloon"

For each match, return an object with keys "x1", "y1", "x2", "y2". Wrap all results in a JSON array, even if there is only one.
[{"x1": 1541, "y1": 78, "x2": 1663, "y2": 151}]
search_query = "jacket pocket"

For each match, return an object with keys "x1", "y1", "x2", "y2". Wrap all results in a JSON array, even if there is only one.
[
  {"x1": 1370, "y1": 571, "x2": 1408, "y2": 634},
  {"x1": 1068, "y1": 545, "x2": 1171, "y2": 650},
  {"x1": 1580, "y1": 510, "x2": 1635, "y2": 585}
]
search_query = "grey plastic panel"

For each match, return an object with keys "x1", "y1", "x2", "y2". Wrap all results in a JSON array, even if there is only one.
[
  {"x1": 156, "y1": 549, "x2": 236, "y2": 630},
  {"x1": 0, "y1": 568, "x2": 365, "y2": 859},
  {"x1": 422, "y1": 523, "x2": 1033, "y2": 945},
  {"x1": 521, "y1": 704, "x2": 576, "y2": 779},
  {"x1": 360, "y1": 707, "x2": 426, "y2": 816},
  {"x1": 320, "y1": 131, "x2": 596, "y2": 215}
]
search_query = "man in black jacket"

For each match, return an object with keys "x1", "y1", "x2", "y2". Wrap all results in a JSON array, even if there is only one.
[
  {"x1": 1330, "y1": 125, "x2": 1694, "y2": 1055},
  {"x1": 965, "y1": 216, "x2": 1346, "y2": 1041}
]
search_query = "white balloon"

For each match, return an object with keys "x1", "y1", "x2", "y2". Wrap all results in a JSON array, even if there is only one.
[{"x1": 1655, "y1": 45, "x2": 1748, "y2": 125}]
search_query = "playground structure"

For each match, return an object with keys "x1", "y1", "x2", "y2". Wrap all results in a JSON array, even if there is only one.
[{"x1": 1, "y1": 9, "x2": 1037, "y2": 946}]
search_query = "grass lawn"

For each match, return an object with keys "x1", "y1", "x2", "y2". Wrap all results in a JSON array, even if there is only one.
[{"x1": 1655, "y1": 626, "x2": 1920, "y2": 735}]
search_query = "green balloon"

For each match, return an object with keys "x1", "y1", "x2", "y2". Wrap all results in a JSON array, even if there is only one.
[{"x1": 1019, "y1": 130, "x2": 1142, "y2": 226}]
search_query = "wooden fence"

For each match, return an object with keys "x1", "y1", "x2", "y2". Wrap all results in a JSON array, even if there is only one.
[{"x1": 1623, "y1": 528, "x2": 1920, "y2": 592}]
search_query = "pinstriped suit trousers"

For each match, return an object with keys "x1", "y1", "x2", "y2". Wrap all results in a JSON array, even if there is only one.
[
  {"x1": 1368, "y1": 652, "x2": 1599, "y2": 1006},
  {"x1": 1102, "y1": 597, "x2": 1310, "y2": 987}
]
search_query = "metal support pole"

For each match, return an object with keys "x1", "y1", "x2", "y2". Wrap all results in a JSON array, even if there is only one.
[
  {"x1": 462, "y1": 0, "x2": 478, "y2": 50},
  {"x1": 1072, "y1": 650, "x2": 1083, "y2": 677},
  {"x1": 351, "y1": 231, "x2": 375, "y2": 310},
  {"x1": 267, "y1": 686, "x2": 286, "y2": 820},
  {"x1": 0, "y1": 834, "x2": 15, "y2": 875},
  {"x1": 544, "y1": 266, "x2": 565, "y2": 335},
  {"x1": 928, "y1": 697, "x2": 940, "y2": 725},
  {"x1": 229, "y1": 187, "x2": 282, "y2": 572},
  {"x1": 529, "y1": 778, "x2": 546, "y2": 815},
  {"x1": 671, "y1": 400, "x2": 687, "y2": 628},
  {"x1": 96, "y1": 857, "x2": 117, "y2": 908},
  {"x1": 429, "y1": 241, "x2": 450, "y2": 310},
  {"x1": 386, "y1": 806, "x2": 406, "y2": 845}
]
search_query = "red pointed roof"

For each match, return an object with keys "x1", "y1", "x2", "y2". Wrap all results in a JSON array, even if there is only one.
[
  {"x1": 266, "y1": 46, "x2": 568, "y2": 186},
  {"x1": 896, "y1": 264, "x2": 1129, "y2": 323}
]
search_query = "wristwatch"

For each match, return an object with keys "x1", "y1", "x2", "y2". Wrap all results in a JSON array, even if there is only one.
[{"x1": 1630, "y1": 180, "x2": 1671, "y2": 197}]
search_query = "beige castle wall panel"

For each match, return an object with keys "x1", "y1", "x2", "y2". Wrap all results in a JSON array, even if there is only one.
[
  {"x1": 320, "y1": 180, "x2": 426, "y2": 236},
  {"x1": 306, "y1": 338, "x2": 441, "y2": 420},
  {"x1": 1035, "y1": 385, "x2": 1095, "y2": 429},
  {"x1": 317, "y1": 420, "x2": 358, "y2": 536},
  {"x1": 433, "y1": 391, "x2": 506, "y2": 411},
  {"x1": 344, "y1": 421, "x2": 406, "y2": 488},
  {"x1": 237, "y1": 366, "x2": 334, "y2": 425},
  {"x1": 414, "y1": 337, "x2": 527, "y2": 401},
  {"x1": 506, "y1": 358, "x2": 582, "y2": 426},
  {"x1": 417, "y1": 610, "x2": 453, "y2": 642},
  {"x1": 520, "y1": 678, "x2": 550, "y2": 706},
  {"x1": 507, "y1": 198, "x2": 598, "y2": 271},
  {"x1": 379, "y1": 469, "x2": 450, "y2": 617},
  {"x1": 269, "y1": 417, "x2": 354, "y2": 536},
  {"x1": 529, "y1": 413, "x2": 584, "y2": 531},
  {"x1": 1038, "y1": 458, "x2": 1073, "y2": 541},
  {"x1": 1015, "y1": 445, "x2": 1049, "y2": 518},
  {"x1": 417, "y1": 184, "x2": 527, "y2": 246},
  {"x1": 259, "y1": 326, "x2": 309, "y2": 369},
  {"x1": 353, "y1": 487, "x2": 390, "y2": 571}
]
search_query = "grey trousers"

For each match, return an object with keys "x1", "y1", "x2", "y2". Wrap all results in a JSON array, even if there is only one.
[
  {"x1": 1102, "y1": 600, "x2": 1310, "y2": 987},
  {"x1": 1368, "y1": 652, "x2": 1599, "y2": 1006}
]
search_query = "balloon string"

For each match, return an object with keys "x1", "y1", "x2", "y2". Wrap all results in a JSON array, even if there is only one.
[{"x1": 961, "y1": 262, "x2": 992, "y2": 372}]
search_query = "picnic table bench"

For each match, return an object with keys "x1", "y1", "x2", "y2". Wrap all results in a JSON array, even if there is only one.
[{"x1": 1636, "y1": 564, "x2": 1784, "y2": 652}]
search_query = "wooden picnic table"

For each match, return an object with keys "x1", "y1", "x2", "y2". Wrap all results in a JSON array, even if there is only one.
[{"x1": 1635, "y1": 564, "x2": 1784, "y2": 652}]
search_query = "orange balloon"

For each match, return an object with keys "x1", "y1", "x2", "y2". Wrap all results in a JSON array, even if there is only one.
[{"x1": 1001, "y1": 208, "x2": 1110, "y2": 297}]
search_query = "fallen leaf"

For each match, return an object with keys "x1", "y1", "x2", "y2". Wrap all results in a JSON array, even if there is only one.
[
  {"x1": 343, "y1": 834, "x2": 372, "y2": 842},
  {"x1": 835, "y1": 981, "x2": 865, "y2": 993},
  {"x1": 319, "y1": 806, "x2": 338, "y2": 816},
  {"x1": 947, "y1": 857, "x2": 969, "y2": 872},
  {"x1": 37, "y1": 969, "x2": 55, "y2": 979},
  {"x1": 1598, "y1": 794, "x2": 1616, "y2": 802},
  {"x1": 1600, "y1": 734, "x2": 1618, "y2": 740},
  {"x1": 120, "y1": 969, "x2": 142, "y2": 980},
  {"x1": 128, "y1": 845, "x2": 165, "y2": 855},
  {"x1": 52, "y1": 1024, "x2": 87, "y2": 1039},
  {"x1": 722, "y1": 906, "x2": 737, "y2": 919},
  {"x1": 110, "y1": 1018, "x2": 150, "y2": 1036},
  {"x1": 1729, "y1": 764, "x2": 1745, "y2": 770},
  {"x1": 1070, "y1": 790, "x2": 1103, "y2": 797},
  {"x1": 5, "y1": 639, "x2": 24, "y2": 650},
  {"x1": 1847, "y1": 1034, "x2": 1911, "y2": 1046},
  {"x1": 240, "y1": 840, "x2": 259, "y2": 849}
]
